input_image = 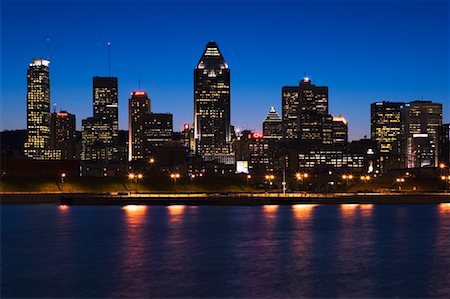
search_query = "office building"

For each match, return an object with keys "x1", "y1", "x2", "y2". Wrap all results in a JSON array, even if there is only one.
[
  {"x1": 282, "y1": 78, "x2": 329, "y2": 142},
  {"x1": 370, "y1": 101, "x2": 404, "y2": 170},
  {"x1": 50, "y1": 111, "x2": 77, "y2": 159},
  {"x1": 401, "y1": 101, "x2": 442, "y2": 168},
  {"x1": 143, "y1": 113, "x2": 173, "y2": 153},
  {"x1": 194, "y1": 41, "x2": 233, "y2": 163},
  {"x1": 263, "y1": 107, "x2": 283, "y2": 140},
  {"x1": 128, "y1": 91, "x2": 151, "y2": 161},
  {"x1": 81, "y1": 77, "x2": 119, "y2": 162},
  {"x1": 332, "y1": 115, "x2": 348, "y2": 146},
  {"x1": 24, "y1": 58, "x2": 60, "y2": 160},
  {"x1": 439, "y1": 124, "x2": 450, "y2": 165}
]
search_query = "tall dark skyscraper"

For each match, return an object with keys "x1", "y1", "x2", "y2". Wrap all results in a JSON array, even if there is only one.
[
  {"x1": 370, "y1": 101, "x2": 404, "y2": 155},
  {"x1": 128, "y1": 90, "x2": 173, "y2": 162},
  {"x1": 93, "y1": 77, "x2": 119, "y2": 146},
  {"x1": 81, "y1": 77, "x2": 119, "y2": 161},
  {"x1": 24, "y1": 58, "x2": 60, "y2": 160},
  {"x1": 194, "y1": 41, "x2": 233, "y2": 163},
  {"x1": 50, "y1": 110, "x2": 77, "y2": 159},
  {"x1": 128, "y1": 91, "x2": 151, "y2": 161},
  {"x1": 298, "y1": 78, "x2": 328, "y2": 141},
  {"x1": 401, "y1": 100, "x2": 442, "y2": 168},
  {"x1": 282, "y1": 78, "x2": 329, "y2": 142},
  {"x1": 370, "y1": 101, "x2": 404, "y2": 171}
]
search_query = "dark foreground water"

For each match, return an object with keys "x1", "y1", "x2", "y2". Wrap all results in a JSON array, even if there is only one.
[{"x1": 2, "y1": 203, "x2": 450, "y2": 298}]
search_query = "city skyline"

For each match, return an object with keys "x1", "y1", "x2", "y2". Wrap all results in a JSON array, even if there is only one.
[{"x1": 1, "y1": 0, "x2": 449, "y2": 141}]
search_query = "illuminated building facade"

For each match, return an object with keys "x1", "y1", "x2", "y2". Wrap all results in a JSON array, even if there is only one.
[
  {"x1": 282, "y1": 78, "x2": 329, "y2": 142},
  {"x1": 24, "y1": 58, "x2": 60, "y2": 160},
  {"x1": 370, "y1": 101, "x2": 404, "y2": 170},
  {"x1": 282, "y1": 86, "x2": 299, "y2": 139},
  {"x1": 401, "y1": 101, "x2": 442, "y2": 168},
  {"x1": 298, "y1": 78, "x2": 328, "y2": 141},
  {"x1": 128, "y1": 91, "x2": 151, "y2": 161},
  {"x1": 81, "y1": 117, "x2": 114, "y2": 161},
  {"x1": 81, "y1": 77, "x2": 119, "y2": 162},
  {"x1": 263, "y1": 107, "x2": 283, "y2": 140},
  {"x1": 50, "y1": 111, "x2": 77, "y2": 159},
  {"x1": 331, "y1": 115, "x2": 348, "y2": 146},
  {"x1": 194, "y1": 41, "x2": 233, "y2": 163},
  {"x1": 143, "y1": 113, "x2": 173, "y2": 154}
]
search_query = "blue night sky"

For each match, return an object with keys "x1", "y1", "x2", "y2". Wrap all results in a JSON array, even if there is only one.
[{"x1": 1, "y1": 0, "x2": 449, "y2": 140}]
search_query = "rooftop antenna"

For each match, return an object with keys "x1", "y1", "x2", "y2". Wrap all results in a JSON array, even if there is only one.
[
  {"x1": 46, "y1": 38, "x2": 50, "y2": 60},
  {"x1": 107, "y1": 41, "x2": 111, "y2": 77},
  {"x1": 138, "y1": 78, "x2": 141, "y2": 90},
  {"x1": 53, "y1": 103, "x2": 57, "y2": 113}
]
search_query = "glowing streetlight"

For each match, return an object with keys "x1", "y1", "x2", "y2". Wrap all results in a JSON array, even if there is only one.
[
  {"x1": 128, "y1": 172, "x2": 143, "y2": 192},
  {"x1": 360, "y1": 175, "x2": 370, "y2": 182},
  {"x1": 441, "y1": 175, "x2": 450, "y2": 190},
  {"x1": 396, "y1": 177, "x2": 405, "y2": 191},
  {"x1": 149, "y1": 158, "x2": 155, "y2": 164},
  {"x1": 60, "y1": 172, "x2": 66, "y2": 191},
  {"x1": 170, "y1": 173, "x2": 181, "y2": 184},
  {"x1": 265, "y1": 174, "x2": 275, "y2": 186},
  {"x1": 439, "y1": 163, "x2": 446, "y2": 169}
]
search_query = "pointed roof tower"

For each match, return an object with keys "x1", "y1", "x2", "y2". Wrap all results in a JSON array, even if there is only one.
[
  {"x1": 197, "y1": 41, "x2": 228, "y2": 71},
  {"x1": 264, "y1": 107, "x2": 281, "y2": 122}
]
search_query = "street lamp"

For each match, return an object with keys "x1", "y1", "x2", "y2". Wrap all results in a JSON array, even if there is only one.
[
  {"x1": 128, "y1": 173, "x2": 143, "y2": 192},
  {"x1": 265, "y1": 174, "x2": 275, "y2": 187},
  {"x1": 295, "y1": 172, "x2": 309, "y2": 190},
  {"x1": 396, "y1": 177, "x2": 405, "y2": 191},
  {"x1": 61, "y1": 173, "x2": 66, "y2": 191},
  {"x1": 360, "y1": 175, "x2": 370, "y2": 182},
  {"x1": 441, "y1": 175, "x2": 450, "y2": 191},
  {"x1": 170, "y1": 173, "x2": 181, "y2": 185}
]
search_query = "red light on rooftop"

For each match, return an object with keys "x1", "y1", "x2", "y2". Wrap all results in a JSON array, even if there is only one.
[
  {"x1": 57, "y1": 113, "x2": 68, "y2": 117},
  {"x1": 184, "y1": 123, "x2": 190, "y2": 130},
  {"x1": 134, "y1": 91, "x2": 146, "y2": 96}
]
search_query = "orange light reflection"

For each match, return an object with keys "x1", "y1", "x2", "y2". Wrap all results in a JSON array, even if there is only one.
[
  {"x1": 122, "y1": 205, "x2": 148, "y2": 225},
  {"x1": 58, "y1": 204, "x2": 69, "y2": 212},
  {"x1": 340, "y1": 203, "x2": 359, "y2": 216},
  {"x1": 439, "y1": 203, "x2": 450, "y2": 213},
  {"x1": 167, "y1": 205, "x2": 186, "y2": 216},
  {"x1": 263, "y1": 205, "x2": 279, "y2": 213},
  {"x1": 292, "y1": 204, "x2": 316, "y2": 219}
]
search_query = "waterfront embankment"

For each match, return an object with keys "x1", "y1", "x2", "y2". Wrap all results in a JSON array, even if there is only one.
[{"x1": 1, "y1": 191, "x2": 450, "y2": 205}]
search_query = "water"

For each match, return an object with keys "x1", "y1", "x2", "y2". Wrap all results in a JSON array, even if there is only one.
[{"x1": 2, "y1": 203, "x2": 450, "y2": 298}]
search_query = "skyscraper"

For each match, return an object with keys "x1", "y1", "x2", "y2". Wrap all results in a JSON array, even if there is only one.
[
  {"x1": 50, "y1": 110, "x2": 77, "y2": 159},
  {"x1": 128, "y1": 91, "x2": 151, "y2": 161},
  {"x1": 81, "y1": 77, "x2": 119, "y2": 162},
  {"x1": 93, "y1": 77, "x2": 119, "y2": 146},
  {"x1": 298, "y1": 78, "x2": 328, "y2": 141},
  {"x1": 401, "y1": 101, "x2": 442, "y2": 168},
  {"x1": 370, "y1": 101, "x2": 404, "y2": 170},
  {"x1": 24, "y1": 58, "x2": 60, "y2": 160},
  {"x1": 281, "y1": 86, "x2": 299, "y2": 139},
  {"x1": 194, "y1": 41, "x2": 232, "y2": 163},
  {"x1": 263, "y1": 107, "x2": 283, "y2": 140},
  {"x1": 282, "y1": 78, "x2": 329, "y2": 142}
]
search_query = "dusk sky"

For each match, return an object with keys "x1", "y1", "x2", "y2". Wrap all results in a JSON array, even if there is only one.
[{"x1": 1, "y1": 0, "x2": 449, "y2": 140}]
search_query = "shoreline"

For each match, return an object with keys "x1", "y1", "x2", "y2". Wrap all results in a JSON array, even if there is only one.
[{"x1": 1, "y1": 192, "x2": 450, "y2": 205}]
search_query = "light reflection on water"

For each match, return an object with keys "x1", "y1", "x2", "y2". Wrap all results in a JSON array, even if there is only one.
[{"x1": 2, "y1": 203, "x2": 450, "y2": 298}]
